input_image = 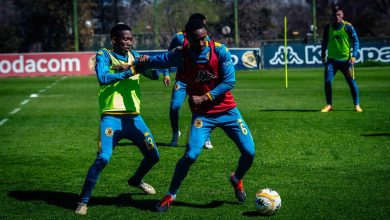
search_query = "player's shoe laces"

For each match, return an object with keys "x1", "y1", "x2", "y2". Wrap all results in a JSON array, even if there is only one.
[
  {"x1": 128, "y1": 179, "x2": 156, "y2": 195},
  {"x1": 355, "y1": 105, "x2": 363, "y2": 112},
  {"x1": 170, "y1": 131, "x2": 181, "y2": 146},
  {"x1": 230, "y1": 173, "x2": 246, "y2": 203},
  {"x1": 75, "y1": 202, "x2": 88, "y2": 215},
  {"x1": 156, "y1": 194, "x2": 175, "y2": 212},
  {"x1": 321, "y1": 105, "x2": 333, "y2": 112},
  {"x1": 204, "y1": 140, "x2": 213, "y2": 149}
]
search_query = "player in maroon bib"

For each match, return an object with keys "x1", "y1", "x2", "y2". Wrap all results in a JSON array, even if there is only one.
[
  {"x1": 139, "y1": 19, "x2": 255, "y2": 212},
  {"x1": 183, "y1": 39, "x2": 236, "y2": 114}
]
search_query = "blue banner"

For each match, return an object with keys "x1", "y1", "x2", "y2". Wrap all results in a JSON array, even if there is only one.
[{"x1": 263, "y1": 43, "x2": 390, "y2": 68}]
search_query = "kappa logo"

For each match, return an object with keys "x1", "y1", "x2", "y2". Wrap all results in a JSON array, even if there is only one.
[
  {"x1": 195, "y1": 69, "x2": 216, "y2": 83},
  {"x1": 270, "y1": 46, "x2": 304, "y2": 65}
]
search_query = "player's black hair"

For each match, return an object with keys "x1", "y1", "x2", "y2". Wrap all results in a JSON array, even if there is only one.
[
  {"x1": 185, "y1": 19, "x2": 205, "y2": 34},
  {"x1": 188, "y1": 13, "x2": 206, "y2": 22},
  {"x1": 110, "y1": 23, "x2": 132, "y2": 39},
  {"x1": 332, "y1": 5, "x2": 344, "y2": 14}
]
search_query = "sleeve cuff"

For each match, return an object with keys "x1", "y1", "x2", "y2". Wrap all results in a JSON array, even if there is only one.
[{"x1": 206, "y1": 92, "x2": 213, "y2": 101}]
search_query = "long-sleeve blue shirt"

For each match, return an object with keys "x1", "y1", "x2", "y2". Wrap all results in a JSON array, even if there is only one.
[
  {"x1": 95, "y1": 49, "x2": 140, "y2": 85},
  {"x1": 147, "y1": 42, "x2": 235, "y2": 100},
  {"x1": 321, "y1": 21, "x2": 360, "y2": 59},
  {"x1": 163, "y1": 32, "x2": 211, "y2": 77}
]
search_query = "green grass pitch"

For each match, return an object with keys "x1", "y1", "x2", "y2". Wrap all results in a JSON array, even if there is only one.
[{"x1": 0, "y1": 67, "x2": 389, "y2": 219}]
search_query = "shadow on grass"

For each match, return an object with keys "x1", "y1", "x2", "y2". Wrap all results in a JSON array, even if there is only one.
[
  {"x1": 173, "y1": 200, "x2": 237, "y2": 209},
  {"x1": 8, "y1": 190, "x2": 234, "y2": 211},
  {"x1": 261, "y1": 109, "x2": 359, "y2": 112},
  {"x1": 242, "y1": 210, "x2": 270, "y2": 217},
  {"x1": 116, "y1": 142, "x2": 186, "y2": 147},
  {"x1": 156, "y1": 142, "x2": 186, "y2": 148},
  {"x1": 361, "y1": 133, "x2": 390, "y2": 137},
  {"x1": 260, "y1": 109, "x2": 319, "y2": 112}
]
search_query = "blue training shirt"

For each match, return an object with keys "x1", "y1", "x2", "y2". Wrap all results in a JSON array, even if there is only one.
[
  {"x1": 147, "y1": 42, "x2": 235, "y2": 100},
  {"x1": 321, "y1": 21, "x2": 360, "y2": 59},
  {"x1": 95, "y1": 49, "x2": 141, "y2": 85}
]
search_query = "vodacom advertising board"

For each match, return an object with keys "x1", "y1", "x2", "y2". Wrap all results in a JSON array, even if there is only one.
[
  {"x1": 0, "y1": 48, "x2": 261, "y2": 78},
  {"x1": 0, "y1": 52, "x2": 96, "y2": 78}
]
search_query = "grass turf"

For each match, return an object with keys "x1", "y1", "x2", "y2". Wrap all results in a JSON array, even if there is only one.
[{"x1": 0, "y1": 67, "x2": 389, "y2": 219}]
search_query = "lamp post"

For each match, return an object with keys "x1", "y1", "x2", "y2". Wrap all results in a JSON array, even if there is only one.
[
  {"x1": 312, "y1": 0, "x2": 317, "y2": 43},
  {"x1": 234, "y1": 0, "x2": 239, "y2": 47},
  {"x1": 72, "y1": 0, "x2": 79, "y2": 51}
]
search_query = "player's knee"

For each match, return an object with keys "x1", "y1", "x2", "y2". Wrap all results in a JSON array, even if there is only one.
[
  {"x1": 170, "y1": 102, "x2": 182, "y2": 111},
  {"x1": 96, "y1": 153, "x2": 110, "y2": 167},
  {"x1": 242, "y1": 142, "x2": 255, "y2": 159},
  {"x1": 186, "y1": 149, "x2": 201, "y2": 162},
  {"x1": 182, "y1": 155, "x2": 196, "y2": 165},
  {"x1": 325, "y1": 79, "x2": 332, "y2": 85},
  {"x1": 147, "y1": 152, "x2": 160, "y2": 165}
]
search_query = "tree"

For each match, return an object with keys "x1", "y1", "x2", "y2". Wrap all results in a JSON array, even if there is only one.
[{"x1": 131, "y1": 0, "x2": 223, "y2": 49}]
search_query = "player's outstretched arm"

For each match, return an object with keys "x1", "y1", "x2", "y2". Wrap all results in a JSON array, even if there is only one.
[{"x1": 96, "y1": 49, "x2": 136, "y2": 85}]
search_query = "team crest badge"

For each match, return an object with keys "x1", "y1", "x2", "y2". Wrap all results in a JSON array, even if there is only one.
[
  {"x1": 175, "y1": 83, "x2": 181, "y2": 90},
  {"x1": 144, "y1": 131, "x2": 150, "y2": 137},
  {"x1": 105, "y1": 128, "x2": 113, "y2": 137},
  {"x1": 88, "y1": 55, "x2": 96, "y2": 73},
  {"x1": 194, "y1": 119, "x2": 203, "y2": 128}
]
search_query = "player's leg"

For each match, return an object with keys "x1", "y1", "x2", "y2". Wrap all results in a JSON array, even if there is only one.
[
  {"x1": 125, "y1": 115, "x2": 160, "y2": 194},
  {"x1": 341, "y1": 62, "x2": 362, "y2": 112},
  {"x1": 322, "y1": 61, "x2": 337, "y2": 112},
  {"x1": 221, "y1": 108, "x2": 255, "y2": 203},
  {"x1": 169, "y1": 80, "x2": 187, "y2": 146},
  {"x1": 76, "y1": 115, "x2": 121, "y2": 215},
  {"x1": 156, "y1": 114, "x2": 212, "y2": 212}
]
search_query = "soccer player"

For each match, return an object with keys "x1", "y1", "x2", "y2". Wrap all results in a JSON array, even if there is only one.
[
  {"x1": 165, "y1": 13, "x2": 213, "y2": 149},
  {"x1": 321, "y1": 5, "x2": 363, "y2": 112},
  {"x1": 139, "y1": 19, "x2": 255, "y2": 212},
  {"x1": 75, "y1": 23, "x2": 160, "y2": 215}
]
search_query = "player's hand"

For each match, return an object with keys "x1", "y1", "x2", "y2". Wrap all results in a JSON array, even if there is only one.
[
  {"x1": 163, "y1": 76, "x2": 171, "y2": 86},
  {"x1": 349, "y1": 57, "x2": 356, "y2": 64},
  {"x1": 190, "y1": 94, "x2": 210, "y2": 105},
  {"x1": 321, "y1": 56, "x2": 326, "y2": 64},
  {"x1": 112, "y1": 64, "x2": 130, "y2": 71}
]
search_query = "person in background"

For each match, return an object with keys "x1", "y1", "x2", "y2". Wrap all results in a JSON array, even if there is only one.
[
  {"x1": 321, "y1": 5, "x2": 363, "y2": 113},
  {"x1": 165, "y1": 13, "x2": 214, "y2": 149},
  {"x1": 75, "y1": 23, "x2": 160, "y2": 215}
]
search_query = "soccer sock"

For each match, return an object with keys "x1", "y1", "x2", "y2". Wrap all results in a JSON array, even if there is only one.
[
  {"x1": 131, "y1": 155, "x2": 159, "y2": 184},
  {"x1": 347, "y1": 78, "x2": 360, "y2": 105},
  {"x1": 167, "y1": 193, "x2": 176, "y2": 199},
  {"x1": 80, "y1": 179, "x2": 97, "y2": 204},
  {"x1": 169, "y1": 108, "x2": 179, "y2": 134},
  {"x1": 79, "y1": 156, "x2": 109, "y2": 203},
  {"x1": 235, "y1": 150, "x2": 254, "y2": 180},
  {"x1": 231, "y1": 174, "x2": 239, "y2": 184},
  {"x1": 169, "y1": 156, "x2": 194, "y2": 195}
]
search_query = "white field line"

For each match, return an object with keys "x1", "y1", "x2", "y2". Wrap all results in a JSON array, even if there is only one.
[
  {"x1": 9, "y1": 108, "x2": 21, "y2": 115},
  {"x1": 0, "y1": 77, "x2": 66, "y2": 126},
  {"x1": 0, "y1": 119, "x2": 8, "y2": 126},
  {"x1": 20, "y1": 99, "x2": 30, "y2": 105}
]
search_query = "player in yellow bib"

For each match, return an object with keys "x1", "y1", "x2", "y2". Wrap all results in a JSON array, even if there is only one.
[
  {"x1": 75, "y1": 24, "x2": 160, "y2": 215},
  {"x1": 321, "y1": 5, "x2": 362, "y2": 113}
]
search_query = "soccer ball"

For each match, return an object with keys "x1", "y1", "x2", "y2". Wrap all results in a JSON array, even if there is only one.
[{"x1": 254, "y1": 188, "x2": 281, "y2": 215}]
